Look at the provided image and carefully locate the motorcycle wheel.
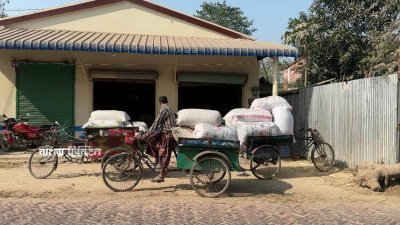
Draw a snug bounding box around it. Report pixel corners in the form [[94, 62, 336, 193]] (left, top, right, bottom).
[[0, 135, 11, 152]]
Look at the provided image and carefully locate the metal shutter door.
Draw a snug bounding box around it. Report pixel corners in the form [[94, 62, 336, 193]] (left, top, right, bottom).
[[17, 63, 75, 128]]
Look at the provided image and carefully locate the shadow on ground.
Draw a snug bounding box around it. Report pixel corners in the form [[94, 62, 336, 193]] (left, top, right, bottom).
[[227, 178, 293, 197], [47, 172, 102, 179], [171, 175, 293, 198], [276, 165, 340, 179]]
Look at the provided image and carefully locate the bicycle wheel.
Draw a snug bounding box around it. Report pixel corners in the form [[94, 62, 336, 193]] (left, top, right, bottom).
[[100, 147, 128, 169], [189, 156, 231, 198], [102, 153, 143, 192], [28, 146, 58, 179], [250, 145, 281, 180], [311, 143, 335, 172]]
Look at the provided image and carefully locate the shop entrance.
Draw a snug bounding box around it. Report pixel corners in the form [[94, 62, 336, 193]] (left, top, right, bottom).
[[93, 81, 155, 126], [178, 83, 242, 116]]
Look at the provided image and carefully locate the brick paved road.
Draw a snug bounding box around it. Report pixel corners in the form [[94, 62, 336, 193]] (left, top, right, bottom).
[[0, 198, 399, 225]]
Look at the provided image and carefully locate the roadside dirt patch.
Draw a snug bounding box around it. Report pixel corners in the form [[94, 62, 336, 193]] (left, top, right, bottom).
[[0, 161, 27, 169], [0, 151, 399, 204]]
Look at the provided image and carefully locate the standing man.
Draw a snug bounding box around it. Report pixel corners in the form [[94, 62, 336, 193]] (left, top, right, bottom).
[[143, 96, 177, 183]]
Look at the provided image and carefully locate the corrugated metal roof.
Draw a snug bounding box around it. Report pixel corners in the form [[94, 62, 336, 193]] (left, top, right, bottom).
[[0, 28, 298, 58]]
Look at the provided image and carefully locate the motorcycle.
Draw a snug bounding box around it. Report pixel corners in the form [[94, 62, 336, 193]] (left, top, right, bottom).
[[0, 113, 60, 151]]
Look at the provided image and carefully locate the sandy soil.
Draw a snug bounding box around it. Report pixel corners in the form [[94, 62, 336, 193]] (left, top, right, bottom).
[[0, 150, 399, 204]]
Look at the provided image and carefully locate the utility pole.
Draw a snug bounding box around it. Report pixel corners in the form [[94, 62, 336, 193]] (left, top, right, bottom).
[[272, 56, 279, 96]]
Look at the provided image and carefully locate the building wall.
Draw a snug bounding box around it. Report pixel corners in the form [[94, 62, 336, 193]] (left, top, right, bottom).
[[0, 57, 16, 118], [0, 50, 259, 126], [283, 60, 303, 90], [8, 1, 231, 39]]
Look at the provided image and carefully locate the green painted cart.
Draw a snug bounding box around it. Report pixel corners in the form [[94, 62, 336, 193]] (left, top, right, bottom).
[[177, 137, 286, 198]]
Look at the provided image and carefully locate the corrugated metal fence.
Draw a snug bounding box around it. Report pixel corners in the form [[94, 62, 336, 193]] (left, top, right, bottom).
[[284, 74, 399, 168]]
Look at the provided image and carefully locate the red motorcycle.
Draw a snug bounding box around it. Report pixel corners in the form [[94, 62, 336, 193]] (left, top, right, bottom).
[[1, 114, 59, 151]]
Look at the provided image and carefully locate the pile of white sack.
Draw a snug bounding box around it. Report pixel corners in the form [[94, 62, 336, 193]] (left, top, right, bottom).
[[83, 110, 131, 129], [172, 109, 238, 142], [82, 110, 148, 132], [223, 96, 294, 145], [172, 96, 293, 145]]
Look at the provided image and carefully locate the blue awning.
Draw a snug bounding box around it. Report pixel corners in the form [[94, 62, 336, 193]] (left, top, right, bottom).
[[0, 28, 298, 58]]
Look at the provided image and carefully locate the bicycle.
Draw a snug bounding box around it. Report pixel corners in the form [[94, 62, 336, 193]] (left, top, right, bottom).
[[102, 138, 159, 192], [28, 125, 100, 179], [294, 127, 335, 172], [100, 142, 158, 172]]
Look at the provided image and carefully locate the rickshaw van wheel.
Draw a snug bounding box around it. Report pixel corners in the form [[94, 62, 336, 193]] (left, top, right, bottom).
[[250, 145, 281, 180], [189, 156, 231, 198]]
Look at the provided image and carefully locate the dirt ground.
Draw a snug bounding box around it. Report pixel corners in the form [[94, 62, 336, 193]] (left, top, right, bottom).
[[0, 149, 400, 204]]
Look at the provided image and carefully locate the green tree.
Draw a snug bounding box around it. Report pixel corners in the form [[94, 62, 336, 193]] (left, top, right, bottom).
[[194, 0, 256, 36], [0, 0, 9, 18], [283, 0, 400, 84], [259, 58, 293, 90]]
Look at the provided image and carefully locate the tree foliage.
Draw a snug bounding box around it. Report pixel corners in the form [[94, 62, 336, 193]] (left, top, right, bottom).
[[283, 0, 400, 84], [259, 58, 293, 90], [194, 0, 256, 36], [0, 0, 8, 18]]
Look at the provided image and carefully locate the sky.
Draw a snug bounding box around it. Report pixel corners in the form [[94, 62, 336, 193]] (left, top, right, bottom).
[[5, 0, 313, 44]]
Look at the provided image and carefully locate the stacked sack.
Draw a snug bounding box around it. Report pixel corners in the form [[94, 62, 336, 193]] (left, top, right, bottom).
[[223, 108, 278, 145], [193, 123, 238, 140], [251, 96, 294, 136], [224, 108, 273, 129], [83, 110, 131, 129], [172, 109, 238, 142]]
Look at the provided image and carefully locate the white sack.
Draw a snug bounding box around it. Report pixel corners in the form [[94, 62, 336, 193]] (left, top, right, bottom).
[[90, 110, 131, 122], [236, 122, 279, 145], [193, 123, 238, 141], [272, 106, 294, 135], [223, 108, 247, 125], [172, 127, 194, 141], [223, 108, 273, 129], [82, 120, 125, 129], [251, 96, 292, 112], [176, 109, 222, 128], [130, 121, 148, 133]]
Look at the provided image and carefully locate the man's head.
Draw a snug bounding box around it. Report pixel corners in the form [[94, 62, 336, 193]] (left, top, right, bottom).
[[159, 96, 168, 105]]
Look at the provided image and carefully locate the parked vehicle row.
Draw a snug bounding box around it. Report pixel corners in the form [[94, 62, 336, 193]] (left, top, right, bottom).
[[1, 114, 62, 151]]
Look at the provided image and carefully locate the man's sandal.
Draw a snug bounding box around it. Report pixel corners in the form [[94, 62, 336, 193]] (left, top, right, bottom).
[[151, 176, 165, 183]]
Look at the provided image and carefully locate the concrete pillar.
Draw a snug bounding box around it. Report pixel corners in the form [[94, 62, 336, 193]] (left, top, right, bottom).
[[272, 56, 279, 96], [75, 66, 93, 127], [156, 67, 178, 113]]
